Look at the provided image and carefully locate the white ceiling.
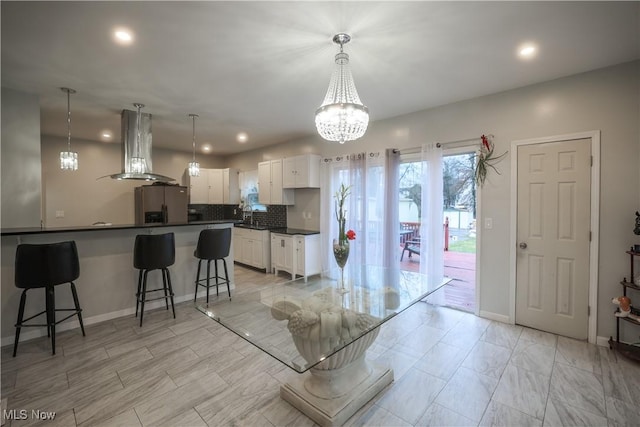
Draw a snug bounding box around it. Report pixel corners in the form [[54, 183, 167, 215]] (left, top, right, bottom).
[[2, 1, 639, 155]]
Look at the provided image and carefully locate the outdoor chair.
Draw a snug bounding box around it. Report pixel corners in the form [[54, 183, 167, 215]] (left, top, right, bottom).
[[400, 238, 421, 261]]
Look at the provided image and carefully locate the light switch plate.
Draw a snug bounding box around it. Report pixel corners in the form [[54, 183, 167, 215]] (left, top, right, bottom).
[[485, 218, 492, 229], [56, 210, 65, 218]]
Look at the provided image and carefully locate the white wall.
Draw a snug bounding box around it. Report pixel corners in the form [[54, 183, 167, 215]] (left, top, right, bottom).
[[1, 87, 42, 228], [40, 136, 225, 226], [224, 61, 640, 339]]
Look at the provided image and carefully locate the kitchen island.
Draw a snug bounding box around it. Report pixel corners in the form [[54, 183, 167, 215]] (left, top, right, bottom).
[[0, 221, 238, 346]]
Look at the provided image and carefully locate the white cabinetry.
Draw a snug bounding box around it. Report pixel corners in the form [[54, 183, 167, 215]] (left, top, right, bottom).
[[208, 169, 224, 204], [272, 232, 320, 281], [258, 160, 294, 205], [185, 168, 239, 204], [295, 234, 321, 279], [186, 172, 209, 204], [271, 233, 294, 277], [232, 227, 270, 271], [283, 154, 321, 189]]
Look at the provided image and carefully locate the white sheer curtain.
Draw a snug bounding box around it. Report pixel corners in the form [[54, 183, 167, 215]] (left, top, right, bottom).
[[320, 152, 398, 273], [419, 143, 444, 284]]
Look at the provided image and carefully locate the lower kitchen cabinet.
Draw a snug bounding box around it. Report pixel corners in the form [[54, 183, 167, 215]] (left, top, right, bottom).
[[232, 227, 271, 272], [271, 234, 294, 277], [271, 233, 320, 281]]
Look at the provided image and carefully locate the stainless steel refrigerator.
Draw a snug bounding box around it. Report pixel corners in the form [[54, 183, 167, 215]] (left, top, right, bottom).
[[135, 185, 188, 225]]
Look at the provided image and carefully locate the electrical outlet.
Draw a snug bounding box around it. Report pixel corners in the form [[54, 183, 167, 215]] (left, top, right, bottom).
[[56, 210, 65, 218], [485, 218, 493, 229]]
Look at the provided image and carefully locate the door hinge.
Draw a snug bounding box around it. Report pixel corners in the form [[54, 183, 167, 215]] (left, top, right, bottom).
[[588, 305, 591, 316], [589, 231, 592, 241], [590, 156, 593, 166]]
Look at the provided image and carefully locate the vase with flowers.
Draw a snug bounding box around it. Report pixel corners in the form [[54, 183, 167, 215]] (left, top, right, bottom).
[[333, 183, 356, 293]]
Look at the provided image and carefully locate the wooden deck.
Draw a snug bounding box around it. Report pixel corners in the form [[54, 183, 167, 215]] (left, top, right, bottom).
[[398, 247, 476, 313]]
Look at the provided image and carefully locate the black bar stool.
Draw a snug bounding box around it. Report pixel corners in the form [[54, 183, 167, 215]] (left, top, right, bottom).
[[194, 228, 232, 303], [134, 232, 176, 326], [13, 241, 85, 356]]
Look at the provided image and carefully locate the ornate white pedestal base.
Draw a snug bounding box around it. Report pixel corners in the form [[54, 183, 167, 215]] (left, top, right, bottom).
[[280, 358, 393, 427]]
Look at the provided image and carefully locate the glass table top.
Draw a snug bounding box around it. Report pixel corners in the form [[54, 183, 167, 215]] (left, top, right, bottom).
[[196, 265, 450, 373]]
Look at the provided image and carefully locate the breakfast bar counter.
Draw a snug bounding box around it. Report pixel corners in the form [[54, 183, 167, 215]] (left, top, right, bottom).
[[0, 221, 237, 345]]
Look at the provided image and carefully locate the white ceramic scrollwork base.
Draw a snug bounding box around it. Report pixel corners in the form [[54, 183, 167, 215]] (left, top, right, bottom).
[[281, 328, 392, 427], [305, 354, 371, 399]]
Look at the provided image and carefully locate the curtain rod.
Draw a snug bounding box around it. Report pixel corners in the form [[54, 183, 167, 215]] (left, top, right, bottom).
[[393, 134, 494, 153], [436, 134, 493, 148]]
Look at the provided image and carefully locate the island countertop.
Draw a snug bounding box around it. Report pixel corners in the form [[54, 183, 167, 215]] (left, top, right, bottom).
[[1, 220, 242, 236], [1, 221, 237, 344]]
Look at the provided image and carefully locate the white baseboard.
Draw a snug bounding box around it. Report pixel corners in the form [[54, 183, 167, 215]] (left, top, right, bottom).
[[597, 335, 612, 347], [1, 287, 230, 348], [478, 310, 511, 324]]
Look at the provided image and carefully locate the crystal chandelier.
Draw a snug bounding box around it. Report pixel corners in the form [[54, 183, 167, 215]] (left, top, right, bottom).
[[130, 103, 146, 174], [187, 114, 200, 177], [59, 87, 78, 170], [315, 33, 369, 144]]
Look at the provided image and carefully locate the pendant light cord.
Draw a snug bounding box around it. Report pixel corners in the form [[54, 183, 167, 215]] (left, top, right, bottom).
[[66, 89, 72, 152], [189, 113, 199, 162], [192, 115, 197, 160], [60, 87, 76, 152]]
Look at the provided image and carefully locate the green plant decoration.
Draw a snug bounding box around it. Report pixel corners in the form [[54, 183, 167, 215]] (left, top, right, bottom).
[[475, 134, 507, 186]]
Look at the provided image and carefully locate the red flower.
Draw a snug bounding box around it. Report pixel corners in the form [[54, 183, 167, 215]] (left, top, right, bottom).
[[346, 230, 356, 240], [481, 134, 490, 151]]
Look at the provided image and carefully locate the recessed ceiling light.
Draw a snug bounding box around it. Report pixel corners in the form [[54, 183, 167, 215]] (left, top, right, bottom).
[[236, 132, 248, 143], [113, 28, 134, 45], [202, 144, 212, 153], [100, 130, 113, 141], [518, 43, 537, 59]]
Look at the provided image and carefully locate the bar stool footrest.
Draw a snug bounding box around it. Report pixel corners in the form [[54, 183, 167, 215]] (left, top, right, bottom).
[[15, 308, 81, 327], [138, 295, 175, 304], [195, 277, 230, 286]]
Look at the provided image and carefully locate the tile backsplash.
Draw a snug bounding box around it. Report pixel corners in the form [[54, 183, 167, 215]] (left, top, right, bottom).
[[189, 204, 287, 228]]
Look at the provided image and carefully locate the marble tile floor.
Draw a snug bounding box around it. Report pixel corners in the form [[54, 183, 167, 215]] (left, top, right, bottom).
[[2, 265, 640, 427]]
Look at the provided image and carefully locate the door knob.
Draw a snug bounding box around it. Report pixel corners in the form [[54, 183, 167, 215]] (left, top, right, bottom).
[[519, 242, 528, 249]]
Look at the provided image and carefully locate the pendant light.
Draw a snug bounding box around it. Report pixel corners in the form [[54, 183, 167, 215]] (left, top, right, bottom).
[[315, 33, 369, 144], [59, 87, 78, 170], [130, 103, 146, 174], [187, 114, 200, 177]]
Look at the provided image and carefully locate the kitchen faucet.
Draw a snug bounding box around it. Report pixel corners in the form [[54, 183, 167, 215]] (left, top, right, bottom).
[[242, 203, 254, 225]]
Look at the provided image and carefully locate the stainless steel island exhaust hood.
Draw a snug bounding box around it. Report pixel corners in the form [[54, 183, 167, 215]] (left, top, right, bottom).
[[101, 103, 175, 182]]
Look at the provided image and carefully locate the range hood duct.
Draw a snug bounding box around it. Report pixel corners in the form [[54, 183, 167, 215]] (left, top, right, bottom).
[[104, 108, 175, 182]]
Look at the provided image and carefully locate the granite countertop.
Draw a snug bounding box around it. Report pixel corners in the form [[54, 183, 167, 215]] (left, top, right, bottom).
[[1, 220, 241, 236], [269, 227, 320, 236], [233, 223, 319, 235]]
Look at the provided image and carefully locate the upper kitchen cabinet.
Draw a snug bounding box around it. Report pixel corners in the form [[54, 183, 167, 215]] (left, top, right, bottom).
[[222, 168, 240, 205], [184, 168, 239, 205], [282, 154, 321, 189], [258, 159, 294, 205]]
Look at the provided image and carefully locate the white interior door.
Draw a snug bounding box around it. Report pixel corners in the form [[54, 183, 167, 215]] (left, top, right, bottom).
[[515, 138, 591, 339]]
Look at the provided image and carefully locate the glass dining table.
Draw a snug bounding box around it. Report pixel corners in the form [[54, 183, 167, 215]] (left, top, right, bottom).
[[196, 265, 450, 426]]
